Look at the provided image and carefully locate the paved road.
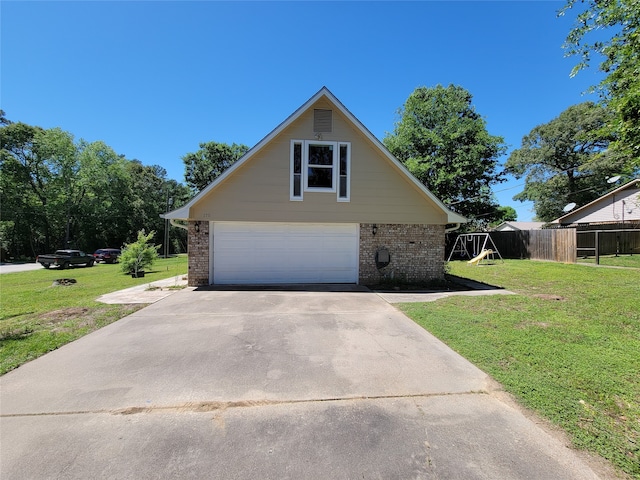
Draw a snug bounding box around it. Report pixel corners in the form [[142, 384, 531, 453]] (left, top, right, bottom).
[[0, 262, 43, 274], [0, 288, 609, 479]]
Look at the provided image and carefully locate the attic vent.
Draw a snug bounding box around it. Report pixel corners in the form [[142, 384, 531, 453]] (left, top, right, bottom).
[[314, 109, 332, 133]]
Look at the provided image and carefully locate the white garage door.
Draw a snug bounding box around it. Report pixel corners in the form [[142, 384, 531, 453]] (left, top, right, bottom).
[[212, 223, 358, 284]]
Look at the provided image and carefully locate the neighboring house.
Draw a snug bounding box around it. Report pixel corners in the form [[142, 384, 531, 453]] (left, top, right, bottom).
[[164, 87, 465, 286], [493, 221, 546, 232], [550, 178, 640, 226]]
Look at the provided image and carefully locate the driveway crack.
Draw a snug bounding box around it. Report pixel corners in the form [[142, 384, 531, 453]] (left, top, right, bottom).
[[1, 390, 489, 418]]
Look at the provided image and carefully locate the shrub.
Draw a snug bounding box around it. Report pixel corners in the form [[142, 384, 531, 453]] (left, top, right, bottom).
[[119, 230, 160, 276]]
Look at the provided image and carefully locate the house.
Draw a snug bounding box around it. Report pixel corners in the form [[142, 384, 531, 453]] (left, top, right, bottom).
[[163, 87, 466, 286], [493, 221, 546, 232], [550, 178, 640, 226]]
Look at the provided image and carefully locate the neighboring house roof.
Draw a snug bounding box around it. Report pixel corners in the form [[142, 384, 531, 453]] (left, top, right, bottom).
[[164, 87, 466, 225], [551, 178, 640, 225], [494, 222, 546, 231]]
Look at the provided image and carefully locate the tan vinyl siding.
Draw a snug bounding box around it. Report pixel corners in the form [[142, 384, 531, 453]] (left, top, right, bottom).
[[190, 98, 449, 224]]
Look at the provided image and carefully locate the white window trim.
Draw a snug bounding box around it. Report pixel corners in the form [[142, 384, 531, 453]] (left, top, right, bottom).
[[290, 140, 303, 201], [290, 140, 351, 202], [304, 140, 337, 193], [337, 142, 351, 202]]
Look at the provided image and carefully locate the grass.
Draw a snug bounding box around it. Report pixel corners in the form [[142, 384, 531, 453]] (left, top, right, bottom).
[[577, 254, 640, 269], [401, 259, 639, 479], [0, 255, 187, 375]]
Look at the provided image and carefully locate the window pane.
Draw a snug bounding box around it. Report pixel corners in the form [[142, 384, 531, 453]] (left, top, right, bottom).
[[307, 167, 333, 188], [308, 144, 333, 165], [294, 143, 302, 173], [340, 145, 348, 175], [339, 176, 347, 197], [294, 174, 301, 197]]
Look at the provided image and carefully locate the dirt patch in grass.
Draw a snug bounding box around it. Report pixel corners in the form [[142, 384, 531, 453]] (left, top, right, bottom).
[[41, 307, 92, 323], [2, 305, 145, 341], [44, 306, 143, 333], [532, 294, 565, 301], [514, 321, 552, 330]]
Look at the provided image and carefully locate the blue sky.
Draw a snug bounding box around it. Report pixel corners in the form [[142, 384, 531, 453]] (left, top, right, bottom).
[[2, 1, 603, 221]]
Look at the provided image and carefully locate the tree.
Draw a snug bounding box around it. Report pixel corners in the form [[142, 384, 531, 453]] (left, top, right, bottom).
[[119, 229, 160, 276], [73, 141, 134, 250], [182, 141, 249, 193], [489, 206, 518, 228], [1, 121, 60, 255], [383, 85, 507, 226], [561, 0, 640, 163], [505, 102, 622, 221], [0, 109, 11, 126]]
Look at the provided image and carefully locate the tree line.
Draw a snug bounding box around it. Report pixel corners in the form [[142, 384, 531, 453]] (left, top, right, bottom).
[[0, 113, 191, 260]]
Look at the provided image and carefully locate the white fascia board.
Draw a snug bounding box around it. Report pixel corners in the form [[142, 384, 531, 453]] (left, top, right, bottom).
[[161, 205, 190, 220]]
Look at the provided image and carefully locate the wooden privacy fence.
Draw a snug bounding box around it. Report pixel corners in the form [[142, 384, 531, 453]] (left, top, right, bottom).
[[447, 229, 577, 263], [576, 229, 640, 263], [576, 227, 640, 257]]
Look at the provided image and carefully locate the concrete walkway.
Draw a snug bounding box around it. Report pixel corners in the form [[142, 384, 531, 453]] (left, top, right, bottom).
[[0, 287, 610, 479], [96, 274, 189, 304]]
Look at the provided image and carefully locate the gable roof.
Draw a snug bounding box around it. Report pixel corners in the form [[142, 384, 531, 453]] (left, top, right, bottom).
[[494, 221, 546, 231], [551, 178, 640, 224], [164, 87, 466, 224]]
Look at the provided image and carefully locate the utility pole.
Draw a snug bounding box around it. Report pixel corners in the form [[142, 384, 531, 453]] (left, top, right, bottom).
[[164, 194, 173, 258]]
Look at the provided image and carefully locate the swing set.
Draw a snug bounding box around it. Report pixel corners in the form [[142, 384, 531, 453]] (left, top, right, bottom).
[[447, 233, 504, 265]]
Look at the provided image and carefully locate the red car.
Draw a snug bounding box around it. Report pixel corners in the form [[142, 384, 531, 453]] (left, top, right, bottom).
[[93, 248, 121, 264]]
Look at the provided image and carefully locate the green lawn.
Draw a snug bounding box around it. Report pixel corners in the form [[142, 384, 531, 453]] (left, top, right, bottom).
[[577, 254, 640, 269], [401, 260, 639, 478], [0, 255, 187, 375]]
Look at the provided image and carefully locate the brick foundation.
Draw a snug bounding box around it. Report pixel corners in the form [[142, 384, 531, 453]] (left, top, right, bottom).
[[359, 223, 445, 285], [187, 221, 209, 287]]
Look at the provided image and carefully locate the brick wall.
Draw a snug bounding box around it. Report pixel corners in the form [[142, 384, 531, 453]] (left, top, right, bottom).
[[188, 221, 444, 286], [359, 223, 445, 285], [187, 221, 209, 287]]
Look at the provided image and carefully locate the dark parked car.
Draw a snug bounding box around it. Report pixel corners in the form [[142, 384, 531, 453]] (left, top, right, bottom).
[[93, 248, 121, 264], [37, 250, 95, 269]]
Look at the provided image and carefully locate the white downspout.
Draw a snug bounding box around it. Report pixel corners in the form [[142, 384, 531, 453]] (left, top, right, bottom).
[[170, 219, 189, 231], [445, 223, 461, 233]]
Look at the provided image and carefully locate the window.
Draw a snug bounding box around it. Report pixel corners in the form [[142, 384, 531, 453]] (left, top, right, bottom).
[[338, 142, 350, 201], [291, 141, 303, 201], [290, 140, 350, 201], [306, 142, 335, 191]]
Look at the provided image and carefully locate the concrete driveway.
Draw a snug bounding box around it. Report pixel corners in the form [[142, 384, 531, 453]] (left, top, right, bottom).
[[1, 287, 606, 479]]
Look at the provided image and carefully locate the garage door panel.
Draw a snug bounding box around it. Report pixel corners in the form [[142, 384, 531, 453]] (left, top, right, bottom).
[[213, 223, 358, 284]]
